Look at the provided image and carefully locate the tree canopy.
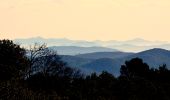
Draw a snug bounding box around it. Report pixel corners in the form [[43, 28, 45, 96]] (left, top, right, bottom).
[[0, 40, 28, 80]]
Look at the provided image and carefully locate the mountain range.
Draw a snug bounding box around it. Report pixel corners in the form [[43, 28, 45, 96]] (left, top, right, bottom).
[[14, 37, 170, 52], [49, 46, 117, 55], [14, 37, 170, 76], [60, 48, 170, 76]]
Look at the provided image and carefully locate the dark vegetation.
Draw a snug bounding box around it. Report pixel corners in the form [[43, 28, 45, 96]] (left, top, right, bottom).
[[1, 39, 170, 100]]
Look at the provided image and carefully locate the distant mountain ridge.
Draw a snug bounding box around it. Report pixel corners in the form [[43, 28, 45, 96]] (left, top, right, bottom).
[[14, 37, 170, 76], [75, 52, 134, 59], [60, 48, 170, 76], [49, 46, 118, 55], [126, 48, 170, 68], [14, 37, 170, 52]]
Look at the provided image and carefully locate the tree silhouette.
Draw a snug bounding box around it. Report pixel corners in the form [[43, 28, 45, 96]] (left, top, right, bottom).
[[26, 43, 54, 77], [120, 58, 150, 79], [0, 40, 28, 81], [26, 44, 83, 98]]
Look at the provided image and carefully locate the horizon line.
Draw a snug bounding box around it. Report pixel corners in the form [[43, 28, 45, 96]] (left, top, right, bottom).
[[12, 36, 168, 42]]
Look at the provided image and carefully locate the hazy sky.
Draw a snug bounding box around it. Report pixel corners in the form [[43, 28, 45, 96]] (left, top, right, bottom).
[[0, 0, 170, 41]]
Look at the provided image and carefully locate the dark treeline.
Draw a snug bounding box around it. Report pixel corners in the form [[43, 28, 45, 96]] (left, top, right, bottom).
[[1, 39, 170, 100]]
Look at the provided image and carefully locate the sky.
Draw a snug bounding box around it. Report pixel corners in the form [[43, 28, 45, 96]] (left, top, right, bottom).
[[0, 0, 170, 41]]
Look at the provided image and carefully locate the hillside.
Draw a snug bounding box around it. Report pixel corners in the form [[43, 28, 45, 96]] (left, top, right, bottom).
[[49, 46, 117, 55], [75, 52, 134, 59], [60, 55, 92, 68], [126, 48, 170, 68], [75, 48, 170, 75]]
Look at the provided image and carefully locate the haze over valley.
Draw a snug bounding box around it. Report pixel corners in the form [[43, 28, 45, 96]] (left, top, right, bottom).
[[14, 37, 170, 53]]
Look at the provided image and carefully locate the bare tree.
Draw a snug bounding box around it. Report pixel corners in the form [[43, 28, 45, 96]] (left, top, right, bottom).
[[26, 43, 83, 81], [26, 43, 59, 77]]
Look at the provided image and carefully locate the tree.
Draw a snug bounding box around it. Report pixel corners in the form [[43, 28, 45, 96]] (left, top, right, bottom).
[[26, 43, 64, 77], [99, 71, 116, 86], [27, 43, 82, 78], [0, 39, 28, 81], [120, 58, 150, 79], [26, 43, 83, 96]]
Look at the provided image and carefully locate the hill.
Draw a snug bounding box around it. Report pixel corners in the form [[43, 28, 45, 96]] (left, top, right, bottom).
[[79, 48, 170, 76], [75, 52, 133, 59], [126, 48, 170, 68], [49, 46, 117, 55], [60, 55, 92, 68]]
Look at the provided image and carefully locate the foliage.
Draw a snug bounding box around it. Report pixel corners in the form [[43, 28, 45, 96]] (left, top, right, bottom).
[[0, 40, 28, 80]]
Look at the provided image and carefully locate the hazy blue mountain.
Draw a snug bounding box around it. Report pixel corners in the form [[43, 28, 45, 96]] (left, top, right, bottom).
[[109, 44, 170, 52], [60, 51, 133, 75], [126, 48, 170, 68], [109, 44, 152, 52], [94, 38, 168, 46], [124, 38, 168, 46], [93, 40, 122, 46], [124, 38, 152, 46], [79, 48, 170, 76], [60, 55, 92, 68], [75, 52, 134, 59], [49, 46, 118, 55], [14, 37, 99, 47], [14, 37, 170, 52], [14, 37, 75, 47], [70, 41, 100, 47], [81, 58, 122, 75]]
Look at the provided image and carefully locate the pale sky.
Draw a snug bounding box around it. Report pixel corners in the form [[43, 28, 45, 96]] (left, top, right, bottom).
[[0, 0, 170, 41]]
